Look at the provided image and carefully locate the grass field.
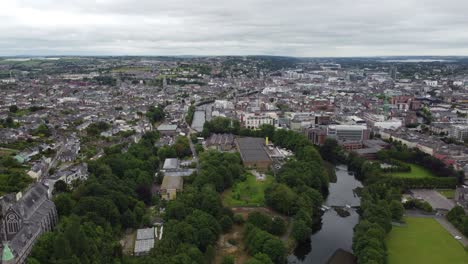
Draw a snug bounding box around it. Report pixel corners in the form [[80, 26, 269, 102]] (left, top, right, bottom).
[[111, 66, 152, 73], [0, 59, 45, 67], [387, 217, 468, 264], [438, 189, 456, 199], [223, 173, 273, 207], [390, 163, 436, 178], [0, 147, 17, 157]]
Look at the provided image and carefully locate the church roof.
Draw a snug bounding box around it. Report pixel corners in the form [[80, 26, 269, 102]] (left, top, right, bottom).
[[0, 183, 56, 259], [1, 183, 48, 220]]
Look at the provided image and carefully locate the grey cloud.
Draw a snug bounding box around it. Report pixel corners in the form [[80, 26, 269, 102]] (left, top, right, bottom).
[[1, 0, 468, 56]]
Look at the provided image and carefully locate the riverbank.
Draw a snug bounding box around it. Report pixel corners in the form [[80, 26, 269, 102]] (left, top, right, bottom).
[[288, 165, 362, 263]]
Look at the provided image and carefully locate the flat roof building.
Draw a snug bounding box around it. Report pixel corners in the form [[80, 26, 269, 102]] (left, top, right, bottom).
[[206, 133, 235, 151], [450, 125, 468, 142], [191, 110, 207, 132], [157, 124, 178, 136], [162, 158, 180, 172], [236, 137, 272, 171], [134, 227, 155, 256], [327, 125, 369, 142], [160, 176, 183, 200], [161, 158, 195, 177]]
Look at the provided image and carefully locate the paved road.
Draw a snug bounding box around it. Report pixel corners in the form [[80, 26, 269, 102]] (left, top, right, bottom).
[[435, 217, 468, 247], [183, 109, 200, 173], [404, 210, 468, 247], [410, 189, 455, 210], [188, 134, 200, 173]]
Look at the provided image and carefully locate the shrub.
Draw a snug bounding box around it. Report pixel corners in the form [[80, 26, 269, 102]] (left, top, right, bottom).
[[222, 255, 235, 264], [220, 215, 234, 232], [234, 214, 245, 225], [404, 199, 433, 212]]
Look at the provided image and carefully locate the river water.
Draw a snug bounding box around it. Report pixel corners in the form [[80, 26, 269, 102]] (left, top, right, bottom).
[[288, 165, 363, 264]]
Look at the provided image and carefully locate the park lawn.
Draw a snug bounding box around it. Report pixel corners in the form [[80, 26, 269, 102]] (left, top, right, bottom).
[[0, 59, 44, 67], [390, 163, 436, 178], [0, 147, 17, 157], [438, 189, 456, 199], [111, 66, 152, 73], [387, 217, 468, 264], [223, 173, 273, 207]]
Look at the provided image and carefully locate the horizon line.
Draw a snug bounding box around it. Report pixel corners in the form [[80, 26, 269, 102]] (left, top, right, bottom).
[[1, 54, 468, 59]]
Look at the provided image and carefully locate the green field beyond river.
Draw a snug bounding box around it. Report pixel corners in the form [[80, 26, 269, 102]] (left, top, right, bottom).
[[387, 217, 468, 264]]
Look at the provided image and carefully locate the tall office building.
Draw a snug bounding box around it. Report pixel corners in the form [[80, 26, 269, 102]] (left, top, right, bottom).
[[389, 66, 397, 80]]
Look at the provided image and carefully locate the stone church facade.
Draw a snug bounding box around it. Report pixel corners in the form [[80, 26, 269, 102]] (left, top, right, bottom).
[[0, 183, 57, 264]]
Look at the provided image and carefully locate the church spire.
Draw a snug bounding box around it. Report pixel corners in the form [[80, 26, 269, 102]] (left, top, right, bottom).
[[2, 243, 14, 262]]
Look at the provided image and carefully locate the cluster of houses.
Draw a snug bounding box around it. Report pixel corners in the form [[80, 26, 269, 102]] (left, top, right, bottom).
[[1, 56, 468, 261]]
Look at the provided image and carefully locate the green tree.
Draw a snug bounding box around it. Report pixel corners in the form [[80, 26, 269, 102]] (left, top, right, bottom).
[[9, 105, 18, 113], [174, 136, 192, 158], [53, 233, 72, 260], [53, 193, 75, 217], [262, 238, 286, 264], [258, 124, 275, 139], [26, 258, 41, 264], [270, 217, 286, 236], [186, 105, 196, 124], [234, 214, 245, 224], [63, 216, 89, 258], [146, 105, 165, 123], [320, 138, 345, 164], [246, 253, 274, 264], [86, 121, 111, 136], [158, 146, 177, 161], [33, 124, 51, 137], [247, 212, 272, 232], [220, 215, 233, 233], [447, 206, 465, 223], [291, 220, 311, 242], [297, 145, 323, 166], [265, 184, 297, 215], [29, 232, 56, 263], [121, 209, 137, 228], [202, 116, 240, 137], [463, 217, 468, 236], [222, 255, 235, 264], [53, 180, 69, 194], [389, 200, 404, 221]]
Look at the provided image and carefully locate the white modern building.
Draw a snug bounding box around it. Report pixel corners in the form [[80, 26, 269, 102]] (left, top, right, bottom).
[[363, 113, 403, 130], [450, 125, 468, 141], [243, 113, 278, 129], [327, 125, 369, 142], [424, 80, 438, 87]]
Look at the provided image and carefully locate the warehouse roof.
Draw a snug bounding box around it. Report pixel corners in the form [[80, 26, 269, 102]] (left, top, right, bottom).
[[157, 124, 177, 131], [136, 227, 155, 240], [236, 137, 271, 162], [134, 239, 155, 255], [161, 176, 183, 190], [163, 158, 179, 170]]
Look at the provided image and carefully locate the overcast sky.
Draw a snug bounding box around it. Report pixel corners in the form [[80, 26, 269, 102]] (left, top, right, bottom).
[[1, 0, 468, 57]]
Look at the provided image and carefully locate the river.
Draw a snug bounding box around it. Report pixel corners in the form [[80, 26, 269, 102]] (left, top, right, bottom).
[[288, 165, 363, 264]]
